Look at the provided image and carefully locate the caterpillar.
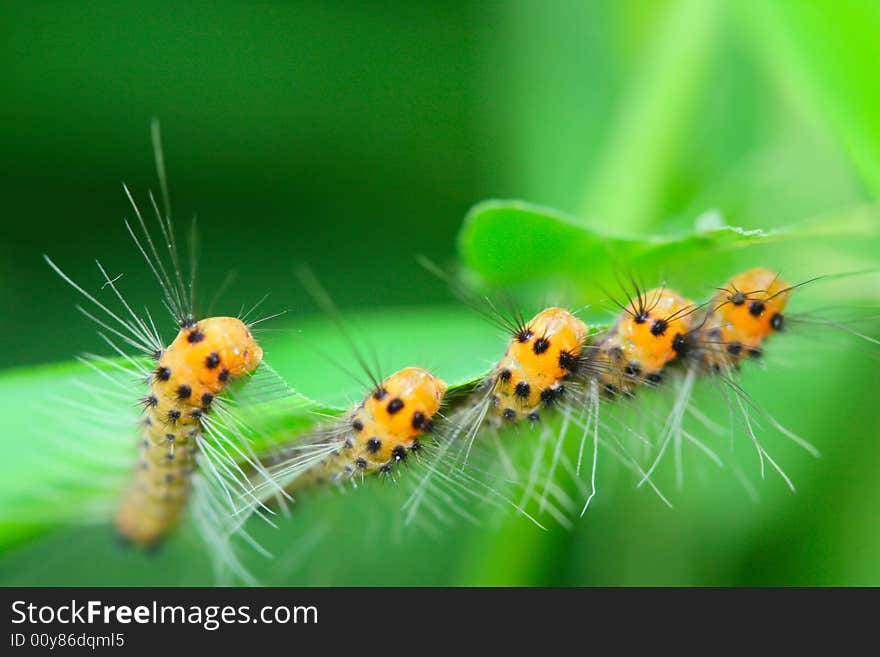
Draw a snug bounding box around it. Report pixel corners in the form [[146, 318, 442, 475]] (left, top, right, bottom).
[[681, 267, 790, 369], [252, 366, 447, 499], [488, 307, 588, 425], [402, 303, 669, 528], [565, 282, 709, 512], [114, 317, 263, 547], [45, 123, 283, 554], [589, 285, 697, 396]]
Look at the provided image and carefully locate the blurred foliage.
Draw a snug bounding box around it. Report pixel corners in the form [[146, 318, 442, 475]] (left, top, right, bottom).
[[1, 0, 879, 586]]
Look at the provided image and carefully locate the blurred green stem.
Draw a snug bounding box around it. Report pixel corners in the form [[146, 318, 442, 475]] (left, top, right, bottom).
[[735, 0, 880, 200], [579, 0, 719, 232]]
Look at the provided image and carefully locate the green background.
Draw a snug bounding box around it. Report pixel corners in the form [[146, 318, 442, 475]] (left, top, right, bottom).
[[1, 0, 879, 586]]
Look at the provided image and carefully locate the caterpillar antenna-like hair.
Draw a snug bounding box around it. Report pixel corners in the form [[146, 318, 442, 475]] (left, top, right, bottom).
[[294, 264, 382, 391], [416, 254, 530, 338]]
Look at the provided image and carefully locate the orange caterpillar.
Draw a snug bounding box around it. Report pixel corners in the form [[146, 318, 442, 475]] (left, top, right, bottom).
[[260, 367, 447, 494], [686, 268, 790, 369], [46, 123, 278, 552], [115, 318, 262, 547], [488, 307, 588, 425], [397, 307, 591, 527], [589, 287, 697, 396]]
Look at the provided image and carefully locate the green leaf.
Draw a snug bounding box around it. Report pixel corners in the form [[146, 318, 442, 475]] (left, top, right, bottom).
[[458, 199, 880, 301]]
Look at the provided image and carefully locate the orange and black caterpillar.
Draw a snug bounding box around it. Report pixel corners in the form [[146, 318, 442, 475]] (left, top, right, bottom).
[[257, 366, 447, 496], [679, 267, 791, 370], [46, 226, 269, 548], [588, 286, 697, 396], [115, 317, 262, 546], [398, 306, 598, 528], [46, 123, 276, 549], [488, 307, 588, 425]]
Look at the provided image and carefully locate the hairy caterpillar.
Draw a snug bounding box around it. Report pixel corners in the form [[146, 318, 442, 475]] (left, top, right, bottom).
[[681, 268, 790, 369], [256, 366, 448, 496], [402, 303, 670, 528], [398, 260, 695, 522], [488, 307, 587, 425], [114, 317, 263, 547], [45, 123, 282, 555], [589, 286, 697, 396]]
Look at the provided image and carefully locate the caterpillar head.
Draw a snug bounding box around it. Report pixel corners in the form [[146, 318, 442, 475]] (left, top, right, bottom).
[[617, 288, 695, 375], [488, 308, 587, 421], [507, 307, 588, 383], [353, 367, 448, 465], [164, 317, 263, 395], [592, 288, 694, 394], [713, 268, 790, 349]]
